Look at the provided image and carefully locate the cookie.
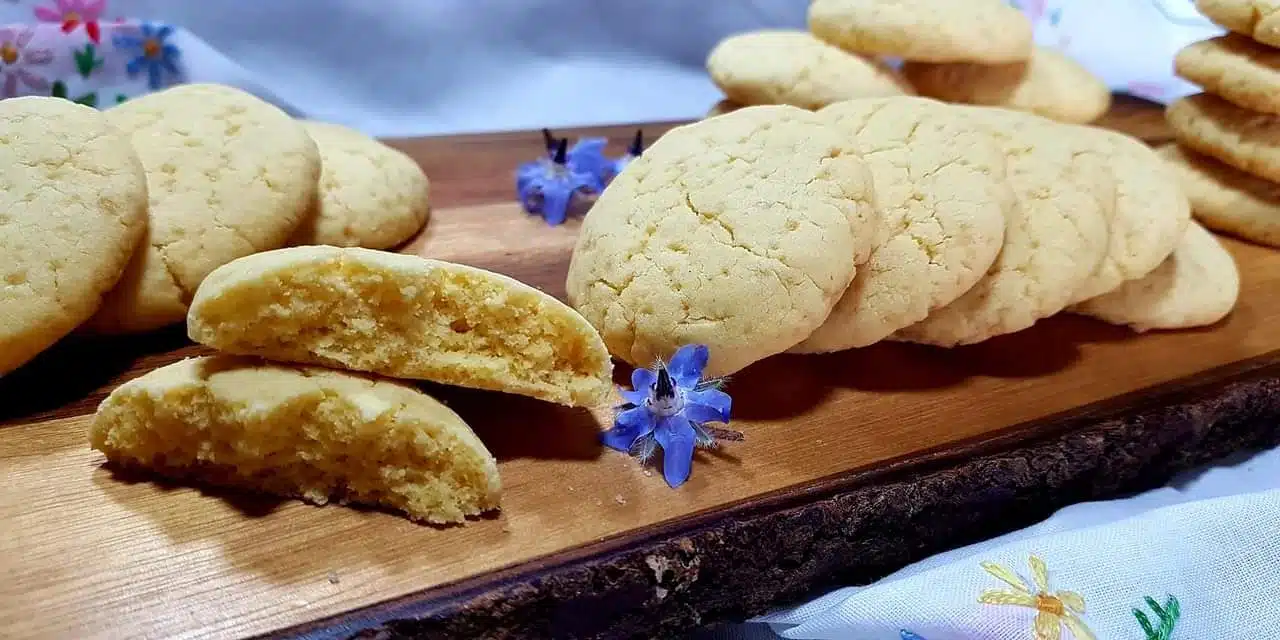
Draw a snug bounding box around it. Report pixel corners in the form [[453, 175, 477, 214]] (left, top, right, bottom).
[[706, 30, 913, 110], [706, 99, 743, 118], [0, 97, 149, 375], [1167, 92, 1280, 184], [896, 108, 1115, 346], [289, 121, 430, 249], [1158, 143, 1280, 248], [902, 47, 1111, 124], [187, 246, 613, 408], [1073, 222, 1239, 332], [1067, 127, 1192, 304], [565, 105, 877, 376], [808, 0, 1032, 64], [85, 83, 321, 334], [1175, 35, 1280, 115], [791, 97, 1012, 353], [1195, 0, 1280, 49], [90, 355, 501, 524]]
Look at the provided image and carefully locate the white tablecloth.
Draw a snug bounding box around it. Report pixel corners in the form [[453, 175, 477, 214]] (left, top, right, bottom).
[[7, 1, 1272, 637]]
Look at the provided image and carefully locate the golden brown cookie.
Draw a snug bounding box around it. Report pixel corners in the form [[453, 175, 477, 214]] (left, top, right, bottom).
[[1176, 34, 1280, 115], [1167, 92, 1280, 184], [1159, 143, 1280, 247], [808, 0, 1033, 63], [1196, 0, 1280, 48], [903, 47, 1111, 124]]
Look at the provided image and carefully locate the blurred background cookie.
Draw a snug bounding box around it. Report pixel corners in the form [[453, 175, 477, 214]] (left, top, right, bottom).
[[1176, 35, 1280, 116], [808, 0, 1032, 64], [1166, 92, 1280, 184], [1159, 143, 1280, 248], [1195, 0, 1280, 48]]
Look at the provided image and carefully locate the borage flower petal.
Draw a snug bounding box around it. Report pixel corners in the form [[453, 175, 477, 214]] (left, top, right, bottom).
[[684, 388, 731, 425], [654, 415, 696, 487], [602, 405, 655, 453], [667, 344, 709, 388]]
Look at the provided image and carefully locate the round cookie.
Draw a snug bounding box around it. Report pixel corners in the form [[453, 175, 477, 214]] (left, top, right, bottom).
[[565, 105, 878, 377], [1175, 34, 1280, 116], [1073, 222, 1239, 332], [706, 30, 913, 110], [1195, 0, 1280, 49], [85, 83, 321, 334], [0, 97, 148, 375], [1158, 143, 1280, 248], [1067, 127, 1192, 304], [895, 108, 1115, 347], [791, 97, 1012, 353], [1167, 92, 1280, 184], [289, 121, 430, 249], [808, 0, 1032, 64], [903, 48, 1111, 124]]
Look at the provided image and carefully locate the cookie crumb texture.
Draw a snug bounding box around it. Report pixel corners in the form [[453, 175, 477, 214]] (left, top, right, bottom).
[[808, 0, 1032, 64], [87, 83, 322, 334], [290, 121, 431, 249], [706, 30, 912, 110], [565, 105, 876, 377], [90, 356, 501, 525], [187, 246, 613, 408], [0, 97, 148, 374]]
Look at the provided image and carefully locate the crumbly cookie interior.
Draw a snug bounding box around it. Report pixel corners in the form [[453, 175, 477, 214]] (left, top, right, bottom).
[[191, 258, 610, 407], [90, 369, 499, 524]]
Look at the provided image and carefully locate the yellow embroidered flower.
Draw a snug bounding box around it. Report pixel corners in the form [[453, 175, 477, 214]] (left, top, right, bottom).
[[978, 555, 1095, 640]]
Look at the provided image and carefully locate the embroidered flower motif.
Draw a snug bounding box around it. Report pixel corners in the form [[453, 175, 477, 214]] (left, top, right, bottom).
[[978, 555, 1094, 640], [1133, 595, 1180, 640], [34, 0, 106, 43], [113, 22, 181, 90], [515, 136, 598, 225], [0, 27, 53, 98], [601, 344, 739, 488]]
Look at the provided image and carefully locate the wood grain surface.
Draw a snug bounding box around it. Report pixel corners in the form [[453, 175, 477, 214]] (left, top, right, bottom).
[[3, 96, 1262, 640]]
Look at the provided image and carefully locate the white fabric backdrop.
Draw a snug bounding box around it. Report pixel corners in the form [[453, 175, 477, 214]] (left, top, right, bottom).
[[4, 1, 1273, 637]]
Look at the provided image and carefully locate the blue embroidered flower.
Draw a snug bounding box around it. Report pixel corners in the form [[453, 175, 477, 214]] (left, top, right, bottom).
[[601, 344, 738, 488], [515, 137, 598, 226], [113, 22, 181, 90]]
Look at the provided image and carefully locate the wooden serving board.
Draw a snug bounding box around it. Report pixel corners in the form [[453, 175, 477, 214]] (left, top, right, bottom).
[[6, 97, 1280, 640]]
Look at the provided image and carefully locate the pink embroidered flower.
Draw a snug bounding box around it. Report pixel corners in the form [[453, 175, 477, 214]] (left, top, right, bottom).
[[34, 0, 106, 43], [0, 27, 53, 98]]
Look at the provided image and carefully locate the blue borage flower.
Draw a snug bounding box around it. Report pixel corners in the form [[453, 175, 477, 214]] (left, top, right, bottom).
[[515, 136, 598, 226], [113, 22, 182, 90], [601, 344, 739, 488], [605, 129, 645, 183]]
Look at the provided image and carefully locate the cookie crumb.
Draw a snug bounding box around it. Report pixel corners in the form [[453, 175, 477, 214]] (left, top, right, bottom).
[[326, 571, 340, 585], [595, 498, 604, 506], [643, 469, 653, 477], [614, 494, 627, 505]]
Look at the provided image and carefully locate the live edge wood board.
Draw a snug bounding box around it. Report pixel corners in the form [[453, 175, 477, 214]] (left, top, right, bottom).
[[3, 96, 1280, 640]]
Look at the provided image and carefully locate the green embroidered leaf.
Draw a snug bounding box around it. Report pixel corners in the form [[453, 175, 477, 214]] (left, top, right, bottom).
[[1134, 594, 1181, 640], [50, 80, 68, 99], [115, 94, 128, 105], [73, 92, 97, 108], [1144, 595, 1165, 620], [73, 44, 103, 79], [1165, 595, 1181, 620], [1133, 609, 1156, 638]]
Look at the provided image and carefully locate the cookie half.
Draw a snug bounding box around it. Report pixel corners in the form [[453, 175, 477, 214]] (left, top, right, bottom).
[[86, 83, 321, 334], [808, 0, 1032, 63], [0, 97, 148, 375], [706, 30, 912, 110], [91, 355, 502, 525], [792, 97, 1011, 352], [1167, 92, 1280, 184], [187, 246, 613, 407], [565, 105, 878, 376], [1176, 34, 1280, 115], [903, 47, 1111, 124], [290, 121, 431, 249], [1158, 143, 1280, 248], [1073, 222, 1239, 332]]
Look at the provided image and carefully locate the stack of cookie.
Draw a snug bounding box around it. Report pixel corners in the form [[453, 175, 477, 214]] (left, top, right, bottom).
[[92, 245, 617, 525], [567, 98, 1239, 378], [1160, 1, 1280, 248], [703, 0, 1111, 125], [1, 82, 434, 377]]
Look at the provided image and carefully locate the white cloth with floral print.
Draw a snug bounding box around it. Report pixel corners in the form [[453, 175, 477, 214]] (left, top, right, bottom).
[[703, 446, 1280, 640]]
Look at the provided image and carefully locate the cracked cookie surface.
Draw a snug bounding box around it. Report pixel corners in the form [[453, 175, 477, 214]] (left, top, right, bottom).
[[792, 97, 1011, 353], [1196, 0, 1280, 48], [808, 0, 1032, 64], [290, 121, 430, 249], [895, 107, 1114, 346], [903, 47, 1111, 124], [86, 83, 321, 334], [706, 30, 912, 110], [565, 105, 877, 376], [0, 97, 148, 374], [1073, 222, 1239, 332], [1067, 127, 1191, 305]]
